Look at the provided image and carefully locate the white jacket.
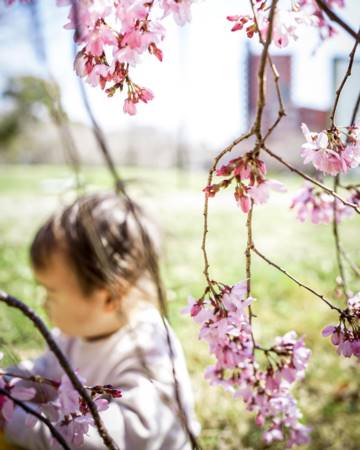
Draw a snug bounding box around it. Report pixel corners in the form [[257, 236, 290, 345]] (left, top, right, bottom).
[[5, 306, 200, 450]]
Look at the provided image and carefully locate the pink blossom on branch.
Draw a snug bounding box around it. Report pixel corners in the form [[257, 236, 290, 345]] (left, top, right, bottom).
[[182, 282, 312, 448], [300, 123, 360, 175], [322, 293, 360, 360], [53, 0, 195, 115], [159, 0, 192, 26], [203, 155, 286, 213], [299, 0, 346, 40], [290, 183, 355, 224], [227, 0, 346, 46]]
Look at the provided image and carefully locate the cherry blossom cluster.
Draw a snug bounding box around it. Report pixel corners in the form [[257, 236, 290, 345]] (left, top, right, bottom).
[[290, 183, 357, 224], [300, 123, 360, 176], [322, 292, 360, 360], [203, 155, 286, 213], [298, 0, 346, 40], [182, 282, 311, 448], [0, 353, 122, 447], [227, 0, 344, 48], [46, 373, 117, 447], [53, 0, 194, 115], [5, 0, 192, 115]]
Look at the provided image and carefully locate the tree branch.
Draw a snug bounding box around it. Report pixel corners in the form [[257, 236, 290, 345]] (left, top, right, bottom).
[[330, 29, 360, 127], [251, 246, 342, 313], [332, 175, 348, 299], [315, 0, 359, 41]]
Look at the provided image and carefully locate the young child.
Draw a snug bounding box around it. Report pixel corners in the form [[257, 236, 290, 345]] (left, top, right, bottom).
[[3, 192, 200, 450]]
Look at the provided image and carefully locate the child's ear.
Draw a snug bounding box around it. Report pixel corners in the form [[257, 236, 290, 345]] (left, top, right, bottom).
[[103, 290, 121, 313]]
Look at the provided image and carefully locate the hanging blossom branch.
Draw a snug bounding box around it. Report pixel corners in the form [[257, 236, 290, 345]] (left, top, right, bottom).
[[332, 175, 349, 298], [58, 0, 195, 115], [324, 30, 360, 299], [185, 0, 360, 448], [247, 0, 286, 144], [186, 2, 313, 448], [0, 291, 120, 450], [330, 29, 360, 127]]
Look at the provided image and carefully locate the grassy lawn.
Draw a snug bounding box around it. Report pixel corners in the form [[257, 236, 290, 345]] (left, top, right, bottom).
[[0, 164, 359, 450]]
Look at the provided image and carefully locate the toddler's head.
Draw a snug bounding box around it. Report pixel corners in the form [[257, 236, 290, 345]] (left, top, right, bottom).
[[30, 192, 160, 339]]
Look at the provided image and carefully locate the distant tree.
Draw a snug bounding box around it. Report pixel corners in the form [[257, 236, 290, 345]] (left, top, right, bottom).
[[0, 75, 65, 159]]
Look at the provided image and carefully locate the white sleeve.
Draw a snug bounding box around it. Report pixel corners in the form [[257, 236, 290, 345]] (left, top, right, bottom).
[[6, 328, 65, 380], [5, 328, 67, 403]]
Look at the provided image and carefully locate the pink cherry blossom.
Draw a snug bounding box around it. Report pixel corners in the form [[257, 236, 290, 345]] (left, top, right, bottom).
[[86, 63, 111, 88], [298, 0, 346, 40], [290, 183, 354, 224], [322, 293, 360, 361], [48, 373, 112, 446], [260, 8, 318, 48], [347, 292, 360, 318], [0, 376, 35, 422], [248, 179, 287, 204], [123, 98, 137, 115], [300, 123, 360, 175], [205, 156, 286, 213], [181, 296, 203, 318], [51, 0, 196, 114], [228, 1, 319, 48], [227, 0, 346, 45], [183, 284, 311, 448], [85, 25, 117, 57], [159, 0, 192, 26]]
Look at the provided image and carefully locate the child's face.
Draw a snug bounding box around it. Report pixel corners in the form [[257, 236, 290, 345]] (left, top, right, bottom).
[[33, 251, 121, 338]]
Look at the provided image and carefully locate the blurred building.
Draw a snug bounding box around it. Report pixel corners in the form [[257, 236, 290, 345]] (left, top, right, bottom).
[[0, 0, 359, 169]]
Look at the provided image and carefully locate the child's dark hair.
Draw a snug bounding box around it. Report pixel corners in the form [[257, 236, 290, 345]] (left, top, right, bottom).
[[30, 192, 160, 300]]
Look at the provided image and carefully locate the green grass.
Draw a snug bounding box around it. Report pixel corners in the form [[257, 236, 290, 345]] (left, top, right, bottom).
[[0, 164, 359, 450]]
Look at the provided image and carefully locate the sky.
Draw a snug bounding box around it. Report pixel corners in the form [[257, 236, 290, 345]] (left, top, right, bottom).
[[0, 0, 359, 149]]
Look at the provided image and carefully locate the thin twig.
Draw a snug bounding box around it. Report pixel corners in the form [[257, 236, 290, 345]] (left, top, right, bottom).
[[201, 131, 253, 288], [350, 90, 360, 126], [245, 203, 257, 354], [315, 0, 359, 41], [0, 370, 59, 388], [27, 2, 82, 194], [0, 388, 71, 450], [340, 246, 360, 278], [339, 183, 360, 190], [330, 29, 360, 127], [251, 0, 279, 139], [249, 0, 286, 141], [251, 246, 342, 313], [245, 203, 254, 318], [263, 55, 286, 140], [332, 175, 348, 298], [0, 291, 119, 450]]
